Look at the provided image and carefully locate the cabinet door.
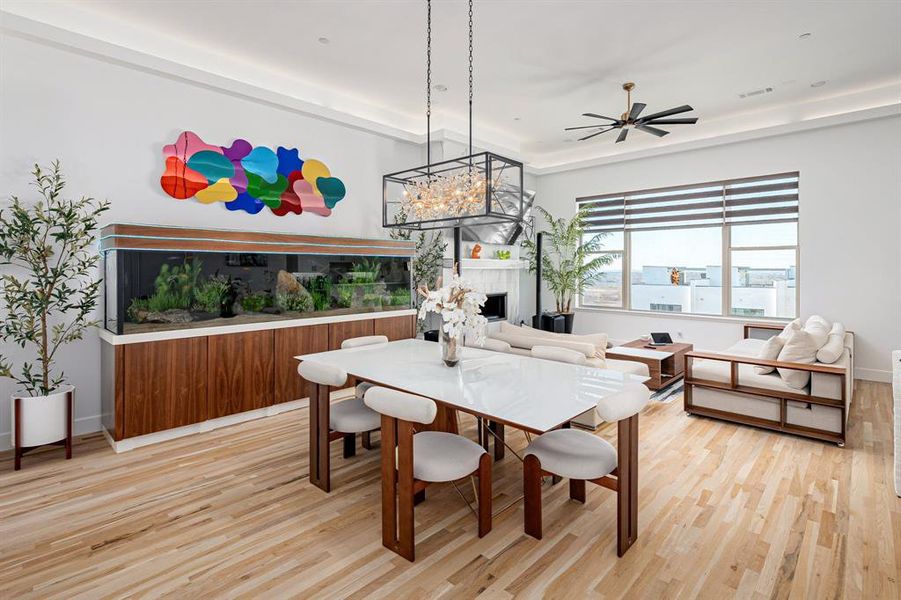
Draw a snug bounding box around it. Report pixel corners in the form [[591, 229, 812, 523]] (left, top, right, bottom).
[[328, 319, 374, 350], [207, 330, 275, 418], [274, 324, 329, 404], [123, 337, 208, 438], [373, 315, 415, 341]]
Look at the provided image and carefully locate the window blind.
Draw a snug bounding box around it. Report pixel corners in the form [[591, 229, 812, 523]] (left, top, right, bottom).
[[577, 171, 799, 233]]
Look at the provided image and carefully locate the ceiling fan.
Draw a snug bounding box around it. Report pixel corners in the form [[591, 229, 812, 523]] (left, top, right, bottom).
[[565, 82, 698, 143]]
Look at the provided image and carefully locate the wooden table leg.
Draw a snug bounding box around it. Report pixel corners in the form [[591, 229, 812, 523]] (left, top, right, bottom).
[[380, 415, 399, 553], [396, 421, 416, 561], [308, 382, 331, 492], [617, 414, 639, 556]]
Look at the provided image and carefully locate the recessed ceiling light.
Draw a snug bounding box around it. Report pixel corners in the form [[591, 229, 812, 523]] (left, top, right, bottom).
[[799, 32, 812, 40], [432, 84, 448, 92], [810, 80, 827, 88], [513, 117, 521, 121], [563, 138, 573, 143], [318, 37, 330, 44]]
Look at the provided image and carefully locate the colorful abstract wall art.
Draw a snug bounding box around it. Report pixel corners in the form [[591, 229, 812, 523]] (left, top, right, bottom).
[[160, 131, 346, 217]]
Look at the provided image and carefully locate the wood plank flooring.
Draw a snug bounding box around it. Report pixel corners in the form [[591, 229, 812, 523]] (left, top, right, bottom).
[[1, 381, 898, 599]]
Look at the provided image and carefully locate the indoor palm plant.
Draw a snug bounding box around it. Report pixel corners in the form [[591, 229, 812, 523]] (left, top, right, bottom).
[[522, 206, 618, 332], [0, 162, 109, 466]]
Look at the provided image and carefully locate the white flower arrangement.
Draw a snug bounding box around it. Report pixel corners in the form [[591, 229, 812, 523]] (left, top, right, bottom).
[[417, 273, 488, 345]]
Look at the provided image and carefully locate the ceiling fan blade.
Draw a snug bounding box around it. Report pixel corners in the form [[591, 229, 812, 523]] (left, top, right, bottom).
[[628, 102, 646, 121], [579, 128, 615, 141], [635, 124, 670, 137], [582, 112, 619, 122], [636, 104, 693, 122], [615, 128, 629, 143], [641, 118, 698, 125], [565, 124, 609, 131]]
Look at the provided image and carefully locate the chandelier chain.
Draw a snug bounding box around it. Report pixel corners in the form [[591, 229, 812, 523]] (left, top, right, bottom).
[[468, 0, 474, 162], [426, 0, 432, 174]]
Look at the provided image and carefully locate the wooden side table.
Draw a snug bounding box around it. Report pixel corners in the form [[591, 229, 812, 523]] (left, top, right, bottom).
[[606, 340, 694, 391]]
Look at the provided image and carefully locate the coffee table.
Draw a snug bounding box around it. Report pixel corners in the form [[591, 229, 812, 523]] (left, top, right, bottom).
[[606, 339, 693, 391]]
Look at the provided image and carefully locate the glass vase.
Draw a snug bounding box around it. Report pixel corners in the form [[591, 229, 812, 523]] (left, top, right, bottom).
[[440, 329, 461, 367]]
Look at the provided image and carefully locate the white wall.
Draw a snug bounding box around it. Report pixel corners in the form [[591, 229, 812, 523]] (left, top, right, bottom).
[[536, 115, 901, 382], [0, 34, 423, 449]]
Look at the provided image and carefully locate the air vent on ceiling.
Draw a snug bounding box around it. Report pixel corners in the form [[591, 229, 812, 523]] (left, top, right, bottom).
[[739, 87, 774, 99]]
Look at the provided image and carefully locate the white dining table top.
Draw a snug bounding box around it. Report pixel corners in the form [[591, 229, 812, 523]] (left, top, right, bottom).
[[296, 338, 649, 433]]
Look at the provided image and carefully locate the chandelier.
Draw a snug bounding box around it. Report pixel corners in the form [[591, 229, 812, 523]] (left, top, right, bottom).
[[383, 0, 523, 234]]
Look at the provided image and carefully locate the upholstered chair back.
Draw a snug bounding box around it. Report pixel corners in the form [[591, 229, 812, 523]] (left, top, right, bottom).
[[364, 386, 438, 425], [341, 335, 389, 349], [531, 345, 588, 366], [595, 383, 650, 422], [298, 361, 348, 388]]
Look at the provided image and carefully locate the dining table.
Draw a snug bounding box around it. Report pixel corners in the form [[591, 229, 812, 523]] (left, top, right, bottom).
[[296, 338, 650, 556]]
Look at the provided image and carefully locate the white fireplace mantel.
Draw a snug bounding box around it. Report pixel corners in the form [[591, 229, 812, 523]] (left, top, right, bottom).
[[459, 259, 528, 271]]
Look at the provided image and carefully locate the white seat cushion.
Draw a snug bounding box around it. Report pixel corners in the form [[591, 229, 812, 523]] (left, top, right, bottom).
[[524, 428, 618, 480], [329, 398, 381, 433], [410, 431, 486, 482]]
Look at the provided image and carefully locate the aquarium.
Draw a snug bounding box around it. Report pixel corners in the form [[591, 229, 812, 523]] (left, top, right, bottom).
[[103, 247, 413, 335]]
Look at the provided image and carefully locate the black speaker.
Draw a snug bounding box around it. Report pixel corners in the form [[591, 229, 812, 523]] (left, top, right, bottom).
[[533, 312, 565, 333]]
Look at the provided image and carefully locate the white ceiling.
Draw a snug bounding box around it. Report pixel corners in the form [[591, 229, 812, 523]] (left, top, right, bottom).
[[3, 1, 900, 170]]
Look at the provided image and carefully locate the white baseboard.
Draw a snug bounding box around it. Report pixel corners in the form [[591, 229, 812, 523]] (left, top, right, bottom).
[[854, 367, 892, 383], [0, 414, 101, 452], [104, 399, 309, 453]]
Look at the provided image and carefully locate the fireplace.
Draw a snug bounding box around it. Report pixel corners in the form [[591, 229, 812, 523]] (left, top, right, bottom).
[[481, 293, 507, 321]]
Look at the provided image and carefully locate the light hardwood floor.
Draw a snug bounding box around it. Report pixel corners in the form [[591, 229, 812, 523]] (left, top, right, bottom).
[[1, 381, 898, 599]]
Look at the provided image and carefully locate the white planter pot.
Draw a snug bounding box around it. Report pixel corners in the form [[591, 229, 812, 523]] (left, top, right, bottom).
[[12, 385, 73, 470]]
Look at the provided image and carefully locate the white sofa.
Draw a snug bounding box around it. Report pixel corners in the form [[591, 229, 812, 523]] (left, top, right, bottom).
[[479, 322, 650, 429], [685, 318, 853, 445]]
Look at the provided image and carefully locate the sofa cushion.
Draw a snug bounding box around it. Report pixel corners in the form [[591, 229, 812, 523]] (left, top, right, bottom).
[[754, 335, 786, 375], [776, 329, 819, 389], [499, 322, 607, 359], [803, 315, 832, 348], [606, 359, 649, 377], [777, 318, 801, 341], [531, 345, 588, 365], [489, 331, 596, 358], [816, 322, 846, 364], [692, 351, 809, 395]]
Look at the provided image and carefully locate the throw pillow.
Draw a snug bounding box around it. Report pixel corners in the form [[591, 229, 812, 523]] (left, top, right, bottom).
[[754, 335, 786, 375], [500, 322, 607, 359], [488, 331, 596, 357], [803, 315, 831, 348], [816, 322, 846, 364], [776, 329, 819, 389], [777, 318, 801, 341]]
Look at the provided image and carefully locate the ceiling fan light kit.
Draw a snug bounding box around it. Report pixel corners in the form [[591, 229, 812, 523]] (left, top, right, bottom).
[[565, 82, 699, 143]]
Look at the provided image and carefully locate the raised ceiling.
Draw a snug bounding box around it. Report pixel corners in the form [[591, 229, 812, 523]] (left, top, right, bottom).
[[3, 1, 900, 170]]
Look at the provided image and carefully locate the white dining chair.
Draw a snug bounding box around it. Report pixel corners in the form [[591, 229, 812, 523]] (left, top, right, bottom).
[[339, 334, 388, 449], [522, 382, 650, 557], [297, 359, 380, 475], [364, 386, 492, 562]]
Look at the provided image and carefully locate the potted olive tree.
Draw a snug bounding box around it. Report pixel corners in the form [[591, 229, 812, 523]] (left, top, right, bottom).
[[522, 206, 617, 333], [0, 162, 109, 469]]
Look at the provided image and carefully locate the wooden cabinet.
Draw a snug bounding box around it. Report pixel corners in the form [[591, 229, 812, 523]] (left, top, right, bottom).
[[207, 330, 275, 418], [274, 324, 329, 404], [373, 314, 415, 341], [105, 313, 414, 441], [328, 319, 374, 350], [122, 337, 208, 438]]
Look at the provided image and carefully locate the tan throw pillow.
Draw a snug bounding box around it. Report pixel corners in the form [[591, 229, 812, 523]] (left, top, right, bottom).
[[803, 315, 831, 349], [777, 318, 801, 341], [754, 335, 786, 375], [488, 331, 596, 358], [816, 322, 846, 364], [776, 329, 819, 389]]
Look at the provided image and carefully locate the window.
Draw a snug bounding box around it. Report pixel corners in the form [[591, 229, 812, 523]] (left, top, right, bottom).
[[577, 172, 799, 319]]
